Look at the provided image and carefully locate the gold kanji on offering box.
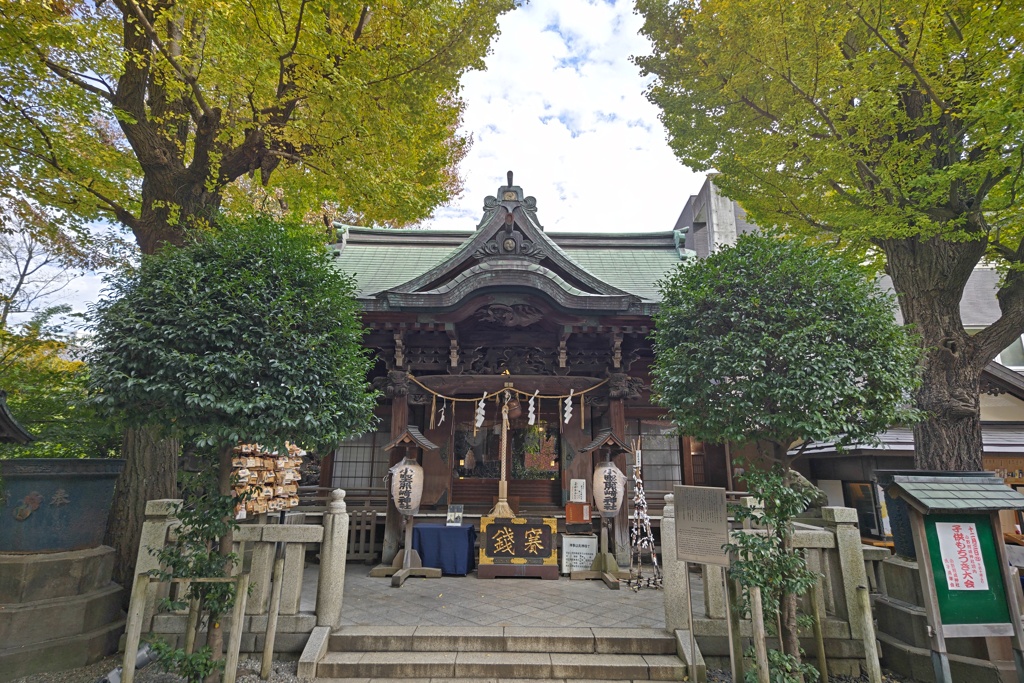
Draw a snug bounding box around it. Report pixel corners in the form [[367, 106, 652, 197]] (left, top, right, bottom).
[[478, 516, 559, 579]]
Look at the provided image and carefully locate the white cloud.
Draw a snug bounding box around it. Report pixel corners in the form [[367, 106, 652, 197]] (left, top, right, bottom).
[[424, 0, 704, 233]]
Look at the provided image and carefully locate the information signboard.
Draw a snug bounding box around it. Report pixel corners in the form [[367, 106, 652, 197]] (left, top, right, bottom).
[[924, 513, 1011, 626], [673, 485, 730, 566]]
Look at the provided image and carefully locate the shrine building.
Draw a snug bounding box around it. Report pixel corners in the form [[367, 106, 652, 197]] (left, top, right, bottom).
[[323, 174, 730, 562]]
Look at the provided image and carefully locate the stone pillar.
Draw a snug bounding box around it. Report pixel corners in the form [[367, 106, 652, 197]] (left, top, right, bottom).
[[317, 489, 349, 629], [822, 506, 870, 639], [661, 494, 691, 631], [703, 565, 727, 619], [134, 499, 181, 631]]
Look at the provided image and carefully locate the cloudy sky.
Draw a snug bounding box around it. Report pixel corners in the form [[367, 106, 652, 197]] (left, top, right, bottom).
[[423, 0, 705, 233]]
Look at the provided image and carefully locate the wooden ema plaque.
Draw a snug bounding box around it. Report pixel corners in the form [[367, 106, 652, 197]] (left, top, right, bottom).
[[478, 516, 559, 579]]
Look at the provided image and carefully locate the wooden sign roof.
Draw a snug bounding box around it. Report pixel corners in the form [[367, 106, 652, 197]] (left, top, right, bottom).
[[885, 472, 1024, 514], [579, 429, 633, 455], [383, 425, 438, 453]]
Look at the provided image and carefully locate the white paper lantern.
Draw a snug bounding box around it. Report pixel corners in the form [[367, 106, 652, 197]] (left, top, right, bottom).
[[593, 460, 626, 516], [390, 457, 424, 515]]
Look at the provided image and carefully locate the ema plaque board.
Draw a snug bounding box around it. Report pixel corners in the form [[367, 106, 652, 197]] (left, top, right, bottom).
[[674, 485, 730, 566]]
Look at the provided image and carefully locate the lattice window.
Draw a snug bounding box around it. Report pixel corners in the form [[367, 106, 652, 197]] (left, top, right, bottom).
[[626, 420, 682, 496], [332, 432, 389, 489]]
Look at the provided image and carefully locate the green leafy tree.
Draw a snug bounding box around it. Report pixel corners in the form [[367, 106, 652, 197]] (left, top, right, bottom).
[[652, 234, 919, 665], [0, 308, 121, 460], [88, 214, 376, 672], [636, 0, 1024, 472], [0, 0, 513, 582]]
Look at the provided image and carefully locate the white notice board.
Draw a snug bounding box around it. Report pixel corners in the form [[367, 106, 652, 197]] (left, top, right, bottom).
[[674, 485, 730, 566]]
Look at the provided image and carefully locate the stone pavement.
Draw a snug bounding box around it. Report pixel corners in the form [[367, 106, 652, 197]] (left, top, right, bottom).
[[303, 564, 706, 629]]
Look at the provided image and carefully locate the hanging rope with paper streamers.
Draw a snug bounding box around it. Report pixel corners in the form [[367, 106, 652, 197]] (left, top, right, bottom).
[[437, 398, 446, 426], [527, 390, 539, 425], [563, 389, 574, 424], [403, 373, 608, 407], [474, 391, 487, 432]]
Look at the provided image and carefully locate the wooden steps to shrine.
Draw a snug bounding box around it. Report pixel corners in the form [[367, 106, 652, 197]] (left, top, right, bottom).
[[316, 626, 685, 681]]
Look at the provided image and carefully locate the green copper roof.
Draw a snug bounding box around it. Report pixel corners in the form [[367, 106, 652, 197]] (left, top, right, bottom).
[[886, 473, 1024, 513], [333, 226, 687, 302], [562, 247, 681, 301]]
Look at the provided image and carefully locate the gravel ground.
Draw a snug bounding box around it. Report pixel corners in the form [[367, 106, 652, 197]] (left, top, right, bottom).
[[707, 669, 914, 682], [12, 656, 299, 683]]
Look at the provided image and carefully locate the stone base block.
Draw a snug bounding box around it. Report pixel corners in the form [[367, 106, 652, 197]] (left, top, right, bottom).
[[0, 582, 123, 649], [0, 617, 124, 683], [877, 630, 1016, 683], [881, 556, 926, 607], [0, 545, 116, 603]]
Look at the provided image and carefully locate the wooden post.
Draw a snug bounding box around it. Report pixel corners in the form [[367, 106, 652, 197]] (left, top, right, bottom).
[[184, 597, 200, 655], [909, 510, 953, 683], [382, 385, 409, 564], [261, 555, 286, 679], [991, 512, 1024, 683], [857, 585, 882, 683], [224, 573, 250, 683], [750, 585, 771, 683], [809, 581, 828, 683], [726, 572, 745, 683], [121, 573, 151, 683]]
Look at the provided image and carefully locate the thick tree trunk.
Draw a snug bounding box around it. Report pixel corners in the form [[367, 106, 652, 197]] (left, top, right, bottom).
[[106, 427, 180, 592], [882, 237, 989, 472]]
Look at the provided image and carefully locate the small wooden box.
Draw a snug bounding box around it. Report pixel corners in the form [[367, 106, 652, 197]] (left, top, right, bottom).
[[566, 502, 591, 524]]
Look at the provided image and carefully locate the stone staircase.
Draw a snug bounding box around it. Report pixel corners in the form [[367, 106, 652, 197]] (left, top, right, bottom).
[[316, 625, 686, 681]]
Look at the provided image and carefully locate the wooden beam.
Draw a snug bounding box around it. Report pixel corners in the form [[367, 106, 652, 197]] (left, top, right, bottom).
[[414, 374, 604, 395]]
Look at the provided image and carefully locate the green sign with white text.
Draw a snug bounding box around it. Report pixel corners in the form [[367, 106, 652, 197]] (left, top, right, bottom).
[[924, 513, 1010, 626]]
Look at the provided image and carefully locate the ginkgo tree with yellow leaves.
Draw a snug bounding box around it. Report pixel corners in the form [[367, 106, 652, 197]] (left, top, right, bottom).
[[0, 0, 512, 251], [635, 0, 1024, 473], [0, 0, 513, 586]]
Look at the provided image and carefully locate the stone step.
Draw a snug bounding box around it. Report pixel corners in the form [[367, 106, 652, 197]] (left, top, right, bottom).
[[317, 651, 685, 681], [329, 626, 677, 655]]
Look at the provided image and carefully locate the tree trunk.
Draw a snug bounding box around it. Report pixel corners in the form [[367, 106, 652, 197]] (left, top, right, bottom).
[[778, 463, 802, 668], [205, 444, 236, 683], [106, 427, 180, 595], [882, 236, 989, 472]]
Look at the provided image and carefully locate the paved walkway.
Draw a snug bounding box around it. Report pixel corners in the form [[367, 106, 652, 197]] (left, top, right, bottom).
[[305, 564, 705, 629]]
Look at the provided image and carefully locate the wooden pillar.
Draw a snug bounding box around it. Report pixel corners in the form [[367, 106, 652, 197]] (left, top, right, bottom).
[[382, 372, 409, 564], [318, 450, 334, 489], [610, 395, 629, 565]]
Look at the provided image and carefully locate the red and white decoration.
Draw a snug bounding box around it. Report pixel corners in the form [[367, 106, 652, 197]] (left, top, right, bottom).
[[936, 521, 988, 591]]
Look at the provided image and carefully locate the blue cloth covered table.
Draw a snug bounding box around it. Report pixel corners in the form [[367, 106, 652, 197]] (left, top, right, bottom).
[[412, 523, 477, 575]]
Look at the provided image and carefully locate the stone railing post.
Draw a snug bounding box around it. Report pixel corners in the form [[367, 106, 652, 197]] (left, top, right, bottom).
[[133, 498, 181, 631], [317, 489, 349, 629], [660, 494, 691, 631], [821, 506, 870, 639]]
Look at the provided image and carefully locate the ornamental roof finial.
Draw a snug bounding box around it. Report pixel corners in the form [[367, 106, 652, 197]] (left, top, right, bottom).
[[507, 170, 513, 187]]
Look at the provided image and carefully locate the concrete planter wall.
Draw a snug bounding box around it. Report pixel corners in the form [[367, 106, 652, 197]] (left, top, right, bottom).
[[0, 458, 125, 553]]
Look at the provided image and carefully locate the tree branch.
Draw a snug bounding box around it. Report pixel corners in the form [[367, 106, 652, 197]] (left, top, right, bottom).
[[847, 1, 949, 111], [123, 0, 214, 119]]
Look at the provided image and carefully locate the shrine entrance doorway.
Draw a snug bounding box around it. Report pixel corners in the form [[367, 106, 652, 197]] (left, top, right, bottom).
[[448, 394, 564, 510]]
